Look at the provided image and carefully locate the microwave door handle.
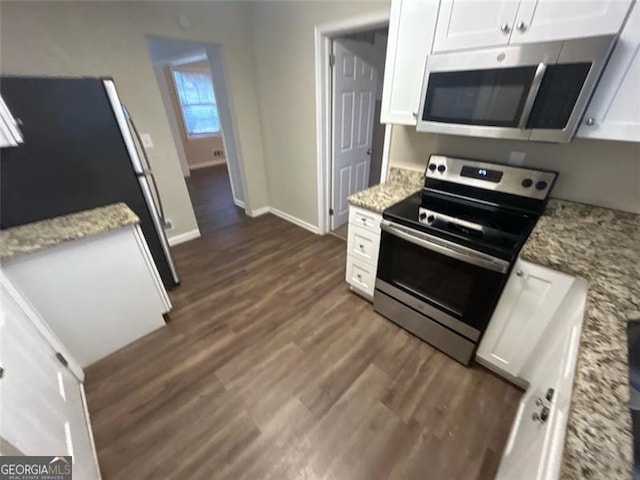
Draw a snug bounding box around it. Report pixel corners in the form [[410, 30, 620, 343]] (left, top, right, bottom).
[[380, 221, 509, 274], [518, 63, 547, 129]]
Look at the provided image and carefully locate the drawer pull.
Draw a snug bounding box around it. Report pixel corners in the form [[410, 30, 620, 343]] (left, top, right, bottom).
[[359, 244, 364, 249]]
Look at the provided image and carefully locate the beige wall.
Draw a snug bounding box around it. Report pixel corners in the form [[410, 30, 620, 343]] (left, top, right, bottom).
[[388, 126, 640, 213], [163, 63, 226, 169], [0, 1, 268, 237], [251, 1, 391, 227]]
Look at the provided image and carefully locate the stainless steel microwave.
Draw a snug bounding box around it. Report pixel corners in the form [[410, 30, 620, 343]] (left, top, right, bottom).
[[417, 35, 616, 143]]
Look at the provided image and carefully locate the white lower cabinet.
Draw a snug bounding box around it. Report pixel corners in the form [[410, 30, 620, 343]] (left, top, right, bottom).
[[0, 272, 101, 478], [496, 277, 587, 480], [345, 206, 382, 299], [476, 258, 575, 381]]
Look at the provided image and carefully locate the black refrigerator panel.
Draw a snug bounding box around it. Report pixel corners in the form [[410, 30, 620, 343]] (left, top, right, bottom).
[[0, 77, 178, 289]]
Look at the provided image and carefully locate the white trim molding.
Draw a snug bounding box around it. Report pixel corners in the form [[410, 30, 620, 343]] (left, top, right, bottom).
[[168, 228, 201, 246], [248, 206, 270, 217], [189, 159, 227, 170], [269, 207, 320, 235], [314, 10, 391, 235]]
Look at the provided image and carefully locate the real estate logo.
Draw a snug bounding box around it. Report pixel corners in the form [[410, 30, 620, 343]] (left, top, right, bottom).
[[0, 456, 72, 480]]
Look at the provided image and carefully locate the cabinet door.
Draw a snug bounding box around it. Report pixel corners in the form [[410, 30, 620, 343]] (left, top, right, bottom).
[[432, 0, 519, 53], [0, 277, 100, 478], [577, 2, 640, 142], [513, 0, 632, 44], [381, 0, 439, 125], [476, 259, 574, 378]]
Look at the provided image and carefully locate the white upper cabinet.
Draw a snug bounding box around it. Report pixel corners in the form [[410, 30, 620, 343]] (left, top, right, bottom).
[[578, 2, 640, 142], [380, 0, 439, 125], [433, 0, 633, 53], [433, 0, 520, 53], [512, 0, 634, 44]]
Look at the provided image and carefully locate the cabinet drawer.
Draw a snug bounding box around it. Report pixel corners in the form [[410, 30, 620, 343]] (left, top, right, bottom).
[[346, 255, 376, 297], [349, 206, 381, 233], [347, 224, 380, 266]]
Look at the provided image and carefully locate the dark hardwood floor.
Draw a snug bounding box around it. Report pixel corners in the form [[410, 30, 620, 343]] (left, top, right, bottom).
[[85, 165, 521, 480]]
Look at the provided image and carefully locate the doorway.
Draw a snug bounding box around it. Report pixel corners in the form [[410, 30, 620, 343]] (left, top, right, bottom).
[[331, 29, 388, 238], [145, 36, 248, 231], [314, 12, 391, 238]]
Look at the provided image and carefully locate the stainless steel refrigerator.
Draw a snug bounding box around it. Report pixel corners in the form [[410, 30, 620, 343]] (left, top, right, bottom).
[[0, 77, 180, 289]]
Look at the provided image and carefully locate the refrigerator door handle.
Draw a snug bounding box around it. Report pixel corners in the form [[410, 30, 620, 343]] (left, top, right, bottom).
[[103, 80, 180, 286]]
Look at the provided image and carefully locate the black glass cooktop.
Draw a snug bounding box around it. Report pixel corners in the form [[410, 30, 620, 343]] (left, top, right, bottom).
[[383, 191, 537, 261]]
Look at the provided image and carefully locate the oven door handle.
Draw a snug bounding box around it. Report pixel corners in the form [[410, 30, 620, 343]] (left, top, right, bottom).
[[380, 220, 510, 274]]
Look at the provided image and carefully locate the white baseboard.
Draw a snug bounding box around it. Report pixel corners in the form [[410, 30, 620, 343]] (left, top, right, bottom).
[[189, 159, 226, 170], [234, 199, 246, 209], [268, 207, 319, 234], [168, 228, 201, 246], [248, 206, 270, 217]]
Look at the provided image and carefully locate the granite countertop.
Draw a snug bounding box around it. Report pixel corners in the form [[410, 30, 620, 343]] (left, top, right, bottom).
[[520, 199, 640, 479], [0, 203, 139, 262], [347, 166, 424, 213]]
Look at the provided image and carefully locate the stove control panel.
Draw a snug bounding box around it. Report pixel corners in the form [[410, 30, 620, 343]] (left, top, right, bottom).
[[425, 155, 558, 201]]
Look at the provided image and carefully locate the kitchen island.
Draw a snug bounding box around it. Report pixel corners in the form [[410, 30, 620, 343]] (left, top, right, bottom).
[[0, 203, 171, 367]]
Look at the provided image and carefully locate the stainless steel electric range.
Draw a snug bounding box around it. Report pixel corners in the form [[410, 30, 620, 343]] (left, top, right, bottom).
[[374, 155, 558, 365]]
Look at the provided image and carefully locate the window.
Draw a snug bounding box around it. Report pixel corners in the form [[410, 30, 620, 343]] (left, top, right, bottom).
[[172, 69, 220, 135]]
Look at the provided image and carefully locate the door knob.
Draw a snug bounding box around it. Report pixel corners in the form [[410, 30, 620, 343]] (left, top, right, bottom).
[[516, 270, 523, 277], [0, 366, 4, 379], [500, 23, 510, 33], [366, 148, 372, 156]]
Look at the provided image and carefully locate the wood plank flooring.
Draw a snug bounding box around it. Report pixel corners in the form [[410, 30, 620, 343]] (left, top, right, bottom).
[[85, 165, 521, 480]]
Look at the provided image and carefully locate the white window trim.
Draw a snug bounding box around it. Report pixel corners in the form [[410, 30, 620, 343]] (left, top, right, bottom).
[[169, 66, 221, 137]]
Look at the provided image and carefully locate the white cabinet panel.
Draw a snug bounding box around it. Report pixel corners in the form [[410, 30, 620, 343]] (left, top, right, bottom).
[[0, 273, 101, 478], [348, 205, 382, 233], [346, 255, 377, 298], [380, 0, 439, 125], [432, 0, 519, 52], [513, 0, 633, 44], [476, 259, 574, 379], [578, 2, 640, 142], [347, 224, 381, 266]]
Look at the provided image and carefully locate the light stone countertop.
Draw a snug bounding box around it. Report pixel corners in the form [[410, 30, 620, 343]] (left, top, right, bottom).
[[0, 203, 139, 262], [347, 166, 424, 213], [520, 199, 640, 480]]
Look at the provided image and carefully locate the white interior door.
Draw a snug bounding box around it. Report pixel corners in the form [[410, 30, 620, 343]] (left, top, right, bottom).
[[331, 39, 377, 230], [0, 278, 100, 478]]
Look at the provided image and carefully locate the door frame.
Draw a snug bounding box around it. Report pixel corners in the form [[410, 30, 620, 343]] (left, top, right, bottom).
[[314, 10, 392, 235]]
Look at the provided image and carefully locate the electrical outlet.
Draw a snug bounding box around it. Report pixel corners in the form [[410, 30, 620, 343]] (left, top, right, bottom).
[[163, 219, 174, 231], [508, 151, 526, 166], [140, 133, 154, 149]]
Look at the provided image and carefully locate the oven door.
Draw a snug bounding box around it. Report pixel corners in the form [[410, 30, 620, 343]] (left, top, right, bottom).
[[376, 220, 510, 341]]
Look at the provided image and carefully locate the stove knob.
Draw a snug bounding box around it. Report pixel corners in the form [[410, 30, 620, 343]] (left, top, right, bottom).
[[427, 215, 435, 224], [437, 165, 446, 173], [521, 178, 533, 188], [419, 212, 427, 220], [428, 164, 437, 172], [535, 180, 548, 190]]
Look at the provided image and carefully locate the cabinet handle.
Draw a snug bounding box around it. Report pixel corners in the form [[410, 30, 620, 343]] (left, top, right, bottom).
[[500, 23, 510, 33], [412, 112, 417, 118], [359, 244, 365, 250], [516, 270, 523, 277], [532, 406, 550, 423], [585, 117, 595, 126], [516, 21, 526, 31]]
